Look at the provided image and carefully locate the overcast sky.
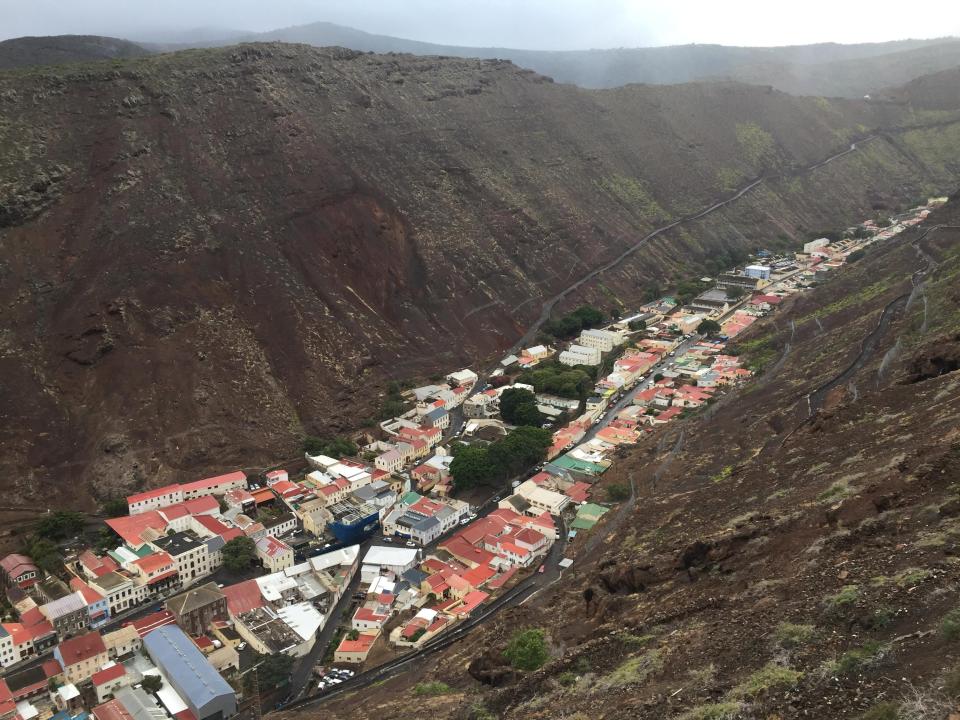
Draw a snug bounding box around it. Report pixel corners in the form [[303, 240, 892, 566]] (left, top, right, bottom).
[[1, 0, 958, 48]]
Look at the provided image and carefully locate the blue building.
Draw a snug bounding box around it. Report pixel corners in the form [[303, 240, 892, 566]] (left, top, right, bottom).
[[327, 499, 379, 545], [142, 626, 236, 720]]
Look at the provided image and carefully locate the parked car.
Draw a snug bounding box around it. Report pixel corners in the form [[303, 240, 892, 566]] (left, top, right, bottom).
[[382, 537, 393, 543], [460, 518, 470, 525], [405, 540, 417, 548], [237, 642, 247, 651], [538, 565, 546, 574]]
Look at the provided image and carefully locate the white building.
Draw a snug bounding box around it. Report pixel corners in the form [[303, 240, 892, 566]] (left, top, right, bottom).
[[446, 368, 478, 387], [744, 265, 772, 280], [803, 238, 830, 254], [360, 546, 419, 584], [578, 328, 625, 352], [559, 344, 602, 366]]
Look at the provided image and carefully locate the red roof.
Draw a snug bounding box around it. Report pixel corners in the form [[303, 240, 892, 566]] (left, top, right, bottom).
[[193, 515, 230, 536], [179, 470, 246, 494], [127, 484, 181, 506], [251, 488, 275, 504], [0, 553, 37, 578], [91, 664, 126, 686], [175, 710, 198, 720], [337, 634, 376, 654], [131, 611, 176, 638], [452, 590, 488, 616], [222, 580, 265, 616], [183, 495, 220, 514], [106, 512, 167, 546], [353, 607, 388, 623], [42, 659, 63, 678], [58, 631, 106, 665], [146, 569, 179, 585], [133, 552, 174, 575], [256, 535, 290, 559], [93, 699, 136, 720], [79, 551, 119, 578], [69, 577, 105, 604], [656, 407, 682, 422]]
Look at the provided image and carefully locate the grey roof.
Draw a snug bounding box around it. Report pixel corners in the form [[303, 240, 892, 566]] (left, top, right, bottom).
[[41, 591, 86, 619], [205, 535, 225, 554], [412, 515, 441, 533], [424, 407, 447, 421], [165, 582, 225, 616], [114, 686, 168, 720], [263, 512, 295, 529], [143, 625, 234, 713], [152, 531, 204, 556], [401, 568, 427, 586]]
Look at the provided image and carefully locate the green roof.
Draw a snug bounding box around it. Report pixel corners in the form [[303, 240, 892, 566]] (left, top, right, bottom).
[[552, 455, 608, 476], [401, 491, 422, 505], [577, 503, 609, 521], [571, 517, 598, 530]]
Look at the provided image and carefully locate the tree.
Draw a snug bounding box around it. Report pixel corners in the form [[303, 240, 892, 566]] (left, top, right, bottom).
[[503, 628, 549, 671], [697, 319, 722, 336], [221, 536, 257, 572], [725, 286, 746, 301], [347, 629, 360, 641], [302, 436, 358, 457], [450, 446, 495, 491], [141, 675, 163, 694], [606, 483, 630, 502], [846, 248, 866, 263], [35, 511, 85, 541], [27, 537, 64, 575], [499, 388, 542, 427], [101, 498, 128, 517], [256, 653, 294, 688], [628, 318, 646, 332]]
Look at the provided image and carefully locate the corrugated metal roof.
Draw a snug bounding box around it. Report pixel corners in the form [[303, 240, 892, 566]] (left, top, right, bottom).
[[142, 626, 232, 712]]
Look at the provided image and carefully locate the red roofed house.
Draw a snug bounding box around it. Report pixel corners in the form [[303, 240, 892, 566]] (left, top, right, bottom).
[[69, 578, 110, 629], [92, 698, 136, 720], [54, 630, 108, 685], [0, 679, 15, 720], [127, 484, 184, 515], [351, 606, 389, 631], [451, 590, 489, 617], [0, 554, 39, 592], [179, 470, 247, 500], [221, 580, 265, 618], [130, 552, 179, 594], [264, 469, 288, 486], [105, 512, 168, 548], [91, 663, 129, 703], [333, 632, 377, 664], [255, 536, 293, 573], [130, 610, 177, 638], [78, 551, 119, 580], [652, 406, 683, 424]]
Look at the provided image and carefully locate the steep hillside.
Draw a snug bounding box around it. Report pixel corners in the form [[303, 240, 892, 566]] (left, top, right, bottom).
[[308, 197, 960, 720], [190, 24, 960, 98], [0, 43, 959, 506], [0, 35, 148, 70]]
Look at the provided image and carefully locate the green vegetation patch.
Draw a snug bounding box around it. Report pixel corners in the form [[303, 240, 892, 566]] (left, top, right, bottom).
[[826, 641, 888, 675], [449, 426, 552, 491], [730, 664, 803, 698], [519, 360, 595, 399], [542, 304, 605, 339], [735, 122, 777, 167], [597, 174, 666, 219], [817, 479, 857, 503], [774, 622, 816, 648], [600, 649, 663, 688], [941, 607, 960, 641], [413, 681, 453, 696], [711, 466, 733, 484], [503, 628, 549, 671], [824, 584, 860, 610], [859, 702, 900, 720]]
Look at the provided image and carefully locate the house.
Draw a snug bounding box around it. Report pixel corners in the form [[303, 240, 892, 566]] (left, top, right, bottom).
[[0, 555, 39, 592], [165, 583, 227, 637], [126, 484, 183, 516], [39, 593, 89, 638], [351, 607, 389, 631], [54, 631, 108, 685], [360, 547, 419, 584], [91, 663, 129, 703], [411, 451, 454, 491], [333, 632, 377, 664], [68, 579, 110, 629], [77, 552, 119, 581], [578, 328, 625, 352], [101, 625, 140, 660], [263, 512, 297, 539], [142, 625, 236, 720], [375, 449, 404, 474], [522, 345, 551, 362], [421, 407, 449, 430], [446, 368, 478, 388], [744, 265, 771, 280], [150, 532, 210, 586], [652, 406, 683, 424], [221, 580, 266, 618], [255, 536, 293, 573], [558, 345, 601, 366], [500, 479, 570, 517]]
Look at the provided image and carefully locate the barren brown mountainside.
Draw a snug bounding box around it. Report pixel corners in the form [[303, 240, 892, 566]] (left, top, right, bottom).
[[0, 35, 148, 70], [303, 195, 960, 720], [0, 43, 959, 506]]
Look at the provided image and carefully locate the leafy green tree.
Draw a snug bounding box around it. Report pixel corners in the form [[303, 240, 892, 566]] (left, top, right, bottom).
[[302, 436, 358, 457], [499, 388, 543, 427], [725, 286, 746, 301], [846, 248, 866, 263], [450, 446, 495, 491], [697, 319, 722, 335], [221, 536, 257, 572], [628, 318, 646, 332], [347, 629, 360, 641], [257, 653, 294, 687], [503, 628, 549, 671], [606, 483, 630, 502], [141, 675, 163, 694], [35, 511, 85, 541], [101, 498, 128, 517]]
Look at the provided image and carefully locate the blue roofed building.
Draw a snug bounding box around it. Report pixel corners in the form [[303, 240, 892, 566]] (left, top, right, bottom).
[[142, 626, 236, 720]]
